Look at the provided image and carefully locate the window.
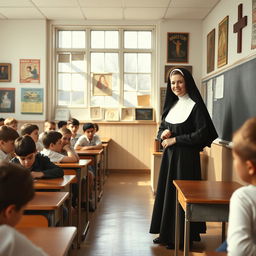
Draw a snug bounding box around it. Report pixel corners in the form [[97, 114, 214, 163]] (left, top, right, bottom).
[[55, 28, 154, 113]]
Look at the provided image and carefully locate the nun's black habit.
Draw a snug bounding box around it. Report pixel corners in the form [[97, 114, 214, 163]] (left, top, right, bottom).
[[149, 68, 218, 246]]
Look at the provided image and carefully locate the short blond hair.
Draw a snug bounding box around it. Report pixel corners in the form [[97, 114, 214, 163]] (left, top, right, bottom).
[[4, 117, 18, 126]]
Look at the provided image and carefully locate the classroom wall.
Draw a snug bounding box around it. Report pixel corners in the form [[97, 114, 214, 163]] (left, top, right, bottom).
[[0, 20, 47, 120]]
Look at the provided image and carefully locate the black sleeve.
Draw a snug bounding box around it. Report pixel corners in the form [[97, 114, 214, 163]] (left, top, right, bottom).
[[157, 119, 169, 140], [39, 155, 64, 179], [175, 105, 209, 146]]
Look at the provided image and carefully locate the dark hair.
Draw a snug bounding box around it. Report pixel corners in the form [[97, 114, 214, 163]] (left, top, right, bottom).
[[83, 123, 95, 132], [0, 118, 5, 122], [57, 121, 67, 129], [94, 123, 99, 132], [42, 131, 62, 148], [0, 161, 34, 212], [59, 127, 72, 135], [67, 118, 80, 126], [20, 123, 39, 136], [0, 125, 19, 142], [14, 136, 36, 156]]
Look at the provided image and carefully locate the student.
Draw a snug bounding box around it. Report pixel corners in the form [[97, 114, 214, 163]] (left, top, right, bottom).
[[4, 117, 18, 131], [0, 125, 19, 161], [20, 123, 44, 152], [38, 121, 56, 142], [57, 121, 67, 130], [226, 117, 256, 255], [67, 118, 81, 148], [74, 123, 102, 150], [41, 131, 78, 163], [11, 135, 63, 179], [0, 161, 48, 256], [0, 118, 5, 127]]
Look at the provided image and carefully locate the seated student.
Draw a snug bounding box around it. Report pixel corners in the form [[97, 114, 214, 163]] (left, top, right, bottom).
[[0, 125, 19, 161], [67, 118, 81, 148], [4, 117, 18, 131], [225, 117, 256, 255], [11, 135, 63, 179], [74, 123, 102, 150], [20, 123, 44, 152], [38, 121, 56, 142], [57, 121, 67, 130], [41, 131, 77, 163], [0, 118, 5, 127], [0, 161, 48, 256]]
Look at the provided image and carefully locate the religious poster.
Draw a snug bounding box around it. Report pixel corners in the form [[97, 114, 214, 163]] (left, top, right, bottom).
[[0, 88, 15, 113], [164, 65, 192, 82], [167, 33, 189, 63], [20, 59, 40, 83], [252, 0, 256, 49], [218, 16, 229, 68], [92, 73, 112, 96], [21, 88, 43, 114], [207, 29, 215, 73], [0, 63, 11, 82]]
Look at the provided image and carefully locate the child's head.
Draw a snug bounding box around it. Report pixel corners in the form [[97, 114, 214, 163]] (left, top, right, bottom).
[[42, 131, 63, 153], [20, 123, 39, 143], [4, 117, 18, 131], [14, 136, 37, 169], [0, 118, 5, 127], [57, 121, 67, 129], [94, 123, 99, 133], [0, 125, 19, 154], [59, 128, 72, 147], [0, 161, 34, 226], [44, 121, 56, 132], [67, 118, 80, 135], [232, 117, 256, 184], [83, 123, 95, 140]]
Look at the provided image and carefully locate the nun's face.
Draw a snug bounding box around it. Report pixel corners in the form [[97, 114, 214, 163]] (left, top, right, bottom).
[[170, 74, 186, 97]]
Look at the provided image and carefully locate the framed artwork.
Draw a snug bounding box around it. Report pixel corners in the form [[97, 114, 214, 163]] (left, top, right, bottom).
[[0, 88, 15, 113], [160, 87, 167, 117], [0, 63, 11, 82], [92, 73, 112, 96], [167, 32, 189, 63], [164, 65, 192, 82], [55, 108, 70, 121], [252, 0, 256, 49], [21, 88, 43, 114], [90, 106, 103, 120], [207, 29, 215, 73], [135, 108, 154, 121], [105, 108, 119, 121], [20, 59, 40, 83], [218, 16, 229, 68], [121, 108, 134, 121]]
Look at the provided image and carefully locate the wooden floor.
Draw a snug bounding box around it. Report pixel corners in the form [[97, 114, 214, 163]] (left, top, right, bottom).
[[78, 172, 223, 256]]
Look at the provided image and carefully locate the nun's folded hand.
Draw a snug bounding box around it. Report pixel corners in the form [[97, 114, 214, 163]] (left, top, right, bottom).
[[162, 137, 176, 148], [161, 129, 172, 140]]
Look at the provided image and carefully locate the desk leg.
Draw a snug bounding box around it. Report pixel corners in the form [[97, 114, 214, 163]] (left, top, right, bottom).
[[221, 222, 226, 242], [94, 156, 98, 209], [174, 190, 180, 256], [184, 208, 190, 256], [82, 166, 90, 240], [77, 169, 82, 248]]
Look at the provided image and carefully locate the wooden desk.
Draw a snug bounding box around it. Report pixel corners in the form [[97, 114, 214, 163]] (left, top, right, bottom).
[[76, 149, 104, 207], [25, 191, 69, 226], [101, 137, 111, 144], [173, 180, 241, 256], [18, 227, 77, 256], [56, 159, 90, 248]]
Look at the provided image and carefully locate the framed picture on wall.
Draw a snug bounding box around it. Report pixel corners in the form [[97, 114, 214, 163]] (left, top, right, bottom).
[[164, 65, 192, 82], [0, 88, 15, 113], [121, 108, 134, 121], [207, 29, 215, 73], [92, 73, 112, 96], [105, 108, 119, 121], [167, 32, 189, 63], [0, 63, 11, 82], [218, 16, 229, 68], [20, 59, 40, 83], [21, 88, 43, 114], [90, 106, 103, 120], [135, 108, 154, 121]]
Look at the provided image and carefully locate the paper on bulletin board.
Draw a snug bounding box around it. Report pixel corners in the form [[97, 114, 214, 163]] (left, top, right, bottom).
[[214, 75, 224, 99], [206, 79, 213, 118], [21, 88, 43, 114], [137, 95, 150, 106]]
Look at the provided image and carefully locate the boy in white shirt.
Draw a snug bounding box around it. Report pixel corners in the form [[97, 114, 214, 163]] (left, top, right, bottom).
[[67, 118, 81, 148], [38, 121, 56, 143], [0, 161, 47, 256]]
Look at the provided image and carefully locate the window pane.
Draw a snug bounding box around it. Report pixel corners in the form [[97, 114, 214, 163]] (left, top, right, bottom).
[[138, 74, 151, 90], [138, 31, 151, 49], [111, 73, 119, 91], [58, 74, 71, 90], [72, 74, 85, 91], [105, 31, 119, 48], [91, 31, 104, 48], [138, 53, 151, 73], [71, 91, 84, 105], [72, 31, 85, 48], [58, 54, 70, 72], [124, 74, 137, 90], [71, 54, 85, 72], [58, 31, 71, 48], [124, 31, 137, 48], [124, 92, 137, 107], [105, 93, 119, 107], [105, 53, 119, 73], [58, 91, 70, 105], [91, 53, 104, 72], [90, 96, 103, 106], [124, 53, 137, 72]]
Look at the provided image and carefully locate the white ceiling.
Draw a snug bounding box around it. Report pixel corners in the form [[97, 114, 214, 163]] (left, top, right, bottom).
[[0, 0, 220, 20]]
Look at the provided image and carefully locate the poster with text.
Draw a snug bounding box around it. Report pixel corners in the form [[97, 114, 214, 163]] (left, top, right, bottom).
[[20, 59, 40, 83], [21, 88, 43, 114]]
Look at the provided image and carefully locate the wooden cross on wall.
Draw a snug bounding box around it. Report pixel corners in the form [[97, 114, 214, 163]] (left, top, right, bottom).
[[233, 3, 247, 53]]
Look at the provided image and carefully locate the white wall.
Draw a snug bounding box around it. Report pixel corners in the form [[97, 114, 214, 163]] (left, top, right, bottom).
[[0, 20, 47, 120], [202, 0, 256, 78]]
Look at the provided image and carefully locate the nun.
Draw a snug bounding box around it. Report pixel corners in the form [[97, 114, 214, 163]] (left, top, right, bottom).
[[149, 68, 218, 249]]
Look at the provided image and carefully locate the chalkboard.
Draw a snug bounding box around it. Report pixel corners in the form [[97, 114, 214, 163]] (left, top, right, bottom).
[[206, 57, 256, 142]]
